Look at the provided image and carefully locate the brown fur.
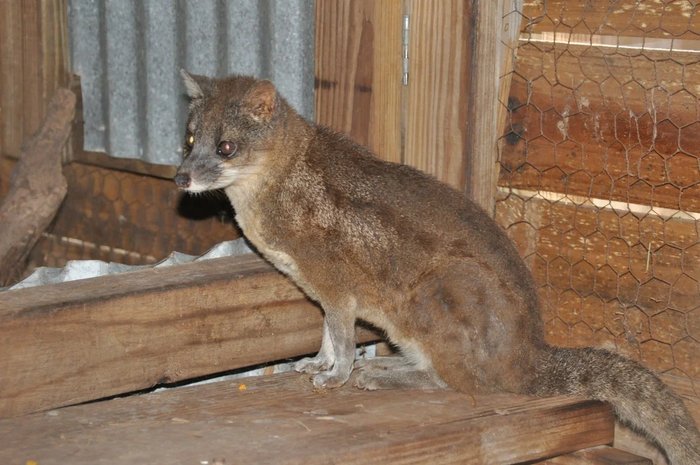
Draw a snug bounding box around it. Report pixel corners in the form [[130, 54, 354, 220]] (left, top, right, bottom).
[[175, 72, 700, 464]]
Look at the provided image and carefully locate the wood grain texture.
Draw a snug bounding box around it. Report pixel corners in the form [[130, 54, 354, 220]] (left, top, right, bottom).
[[314, 0, 403, 163], [0, 253, 378, 418], [405, 0, 473, 192], [0, 371, 614, 464], [540, 445, 652, 464], [523, 0, 699, 39], [500, 42, 700, 212], [466, 0, 499, 211], [0, 0, 69, 158], [495, 194, 700, 377], [0, 88, 75, 286], [497, 0, 524, 141], [0, 0, 23, 156]]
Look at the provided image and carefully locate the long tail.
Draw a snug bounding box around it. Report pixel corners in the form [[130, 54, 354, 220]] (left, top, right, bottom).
[[533, 345, 700, 465]]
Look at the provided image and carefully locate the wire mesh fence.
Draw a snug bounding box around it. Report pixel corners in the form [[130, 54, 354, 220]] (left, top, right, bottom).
[[22, 162, 239, 282], [496, 0, 700, 394]]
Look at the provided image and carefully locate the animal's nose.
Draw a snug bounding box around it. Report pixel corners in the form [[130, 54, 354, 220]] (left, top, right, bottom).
[[174, 173, 191, 188]]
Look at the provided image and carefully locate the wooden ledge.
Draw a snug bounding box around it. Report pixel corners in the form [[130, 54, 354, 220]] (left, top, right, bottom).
[[0, 254, 376, 418], [0, 371, 615, 464]]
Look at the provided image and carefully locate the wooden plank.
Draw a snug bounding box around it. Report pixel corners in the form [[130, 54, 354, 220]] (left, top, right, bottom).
[[41, 0, 70, 107], [495, 194, 700, 373], [500, 42, 700, 212], [314, 0, 403, 163], [0, 0, 23, 156], [22, 0, 43, 141], [0, 371, 615, 464], [466, 0, 498, 209], [522, 0, 698, 39], [405, 0, 474, 193], [497, 0, 524, 142], [0, 254, 378, 418], [540, 445, 652, 464], [0, 0, 69, 158]]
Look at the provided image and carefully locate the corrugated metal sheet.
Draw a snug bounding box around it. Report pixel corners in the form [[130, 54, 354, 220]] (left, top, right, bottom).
[[4, 238, 253, 291], [68, 0, 315, 166]]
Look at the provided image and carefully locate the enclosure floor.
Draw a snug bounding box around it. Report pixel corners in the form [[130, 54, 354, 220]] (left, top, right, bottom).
[[0, 372, 614, 464]]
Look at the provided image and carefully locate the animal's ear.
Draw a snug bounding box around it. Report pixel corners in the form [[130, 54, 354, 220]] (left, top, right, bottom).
[[241, 80, 277, 122], [180, 69, 212, 99]]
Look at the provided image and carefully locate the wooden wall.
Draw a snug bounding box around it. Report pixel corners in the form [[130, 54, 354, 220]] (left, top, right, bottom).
[[314, 0, 475, 193], [496, 1, 700, 460], [0, 0, 69, 159]]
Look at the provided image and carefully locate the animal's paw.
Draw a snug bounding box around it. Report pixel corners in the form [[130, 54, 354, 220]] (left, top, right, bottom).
[[312, 370, 350, 389], [294, 356, 333, 374]]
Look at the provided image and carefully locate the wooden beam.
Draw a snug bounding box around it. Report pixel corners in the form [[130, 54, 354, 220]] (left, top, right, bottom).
[[314, 0, 403, 164], [404, 0, 474, 192], [499, 41, 700, 213], [522, 0, 694, 39], [0, 371, 615, 464], [0, 88, 75, 286], [539, 445, 652, 464], [0, 0, 69, 159], [0, 254, 378, 418], [467, 0, 502, 214], [496, 0, 523, 142]]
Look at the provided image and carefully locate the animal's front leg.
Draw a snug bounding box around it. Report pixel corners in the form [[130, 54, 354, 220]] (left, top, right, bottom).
[[294, 319, 335, 374], [310, 308, 356, 389]]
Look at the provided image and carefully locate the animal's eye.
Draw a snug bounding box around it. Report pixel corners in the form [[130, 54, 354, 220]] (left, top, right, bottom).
[[185, 133, 194, 149], [217, 140, 237, 158]]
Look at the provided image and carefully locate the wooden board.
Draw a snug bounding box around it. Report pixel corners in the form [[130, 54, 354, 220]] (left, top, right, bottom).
[[540, 445, 652, 464], [495, 195, 700, 372], [314, 0, 476, 194], [314, 0, 403, 164], [0, 371, 615, 464], [522, 0, 699, 39], [405, 0, 473, 193], [0, 0, 69, 158], [500, 42, 700, 212], [0, 254, 378, 418]]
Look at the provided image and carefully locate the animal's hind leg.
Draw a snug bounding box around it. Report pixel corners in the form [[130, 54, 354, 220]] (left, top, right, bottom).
[[354, 364, 447, 390], [354, 356, 410, 370]]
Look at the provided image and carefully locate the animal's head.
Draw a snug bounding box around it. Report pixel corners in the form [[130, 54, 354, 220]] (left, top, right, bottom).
[[173, 70, 283, 193]]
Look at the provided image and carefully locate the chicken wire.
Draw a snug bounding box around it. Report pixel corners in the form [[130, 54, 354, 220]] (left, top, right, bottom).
[[496, 0, 700, 394]]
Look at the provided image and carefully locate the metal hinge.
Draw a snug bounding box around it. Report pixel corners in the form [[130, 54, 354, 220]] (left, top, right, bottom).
[[402, 14, 410, 86]]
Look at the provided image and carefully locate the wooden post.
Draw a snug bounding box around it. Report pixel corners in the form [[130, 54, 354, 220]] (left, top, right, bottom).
[[467, 0, 511, 215], [0, 0, 70, 159], [404, 0, 474, 192], [314, 0, 403, 164]]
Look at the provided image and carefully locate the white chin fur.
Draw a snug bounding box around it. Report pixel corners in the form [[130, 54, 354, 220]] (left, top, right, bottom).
[[184, 179, 211, 193]]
